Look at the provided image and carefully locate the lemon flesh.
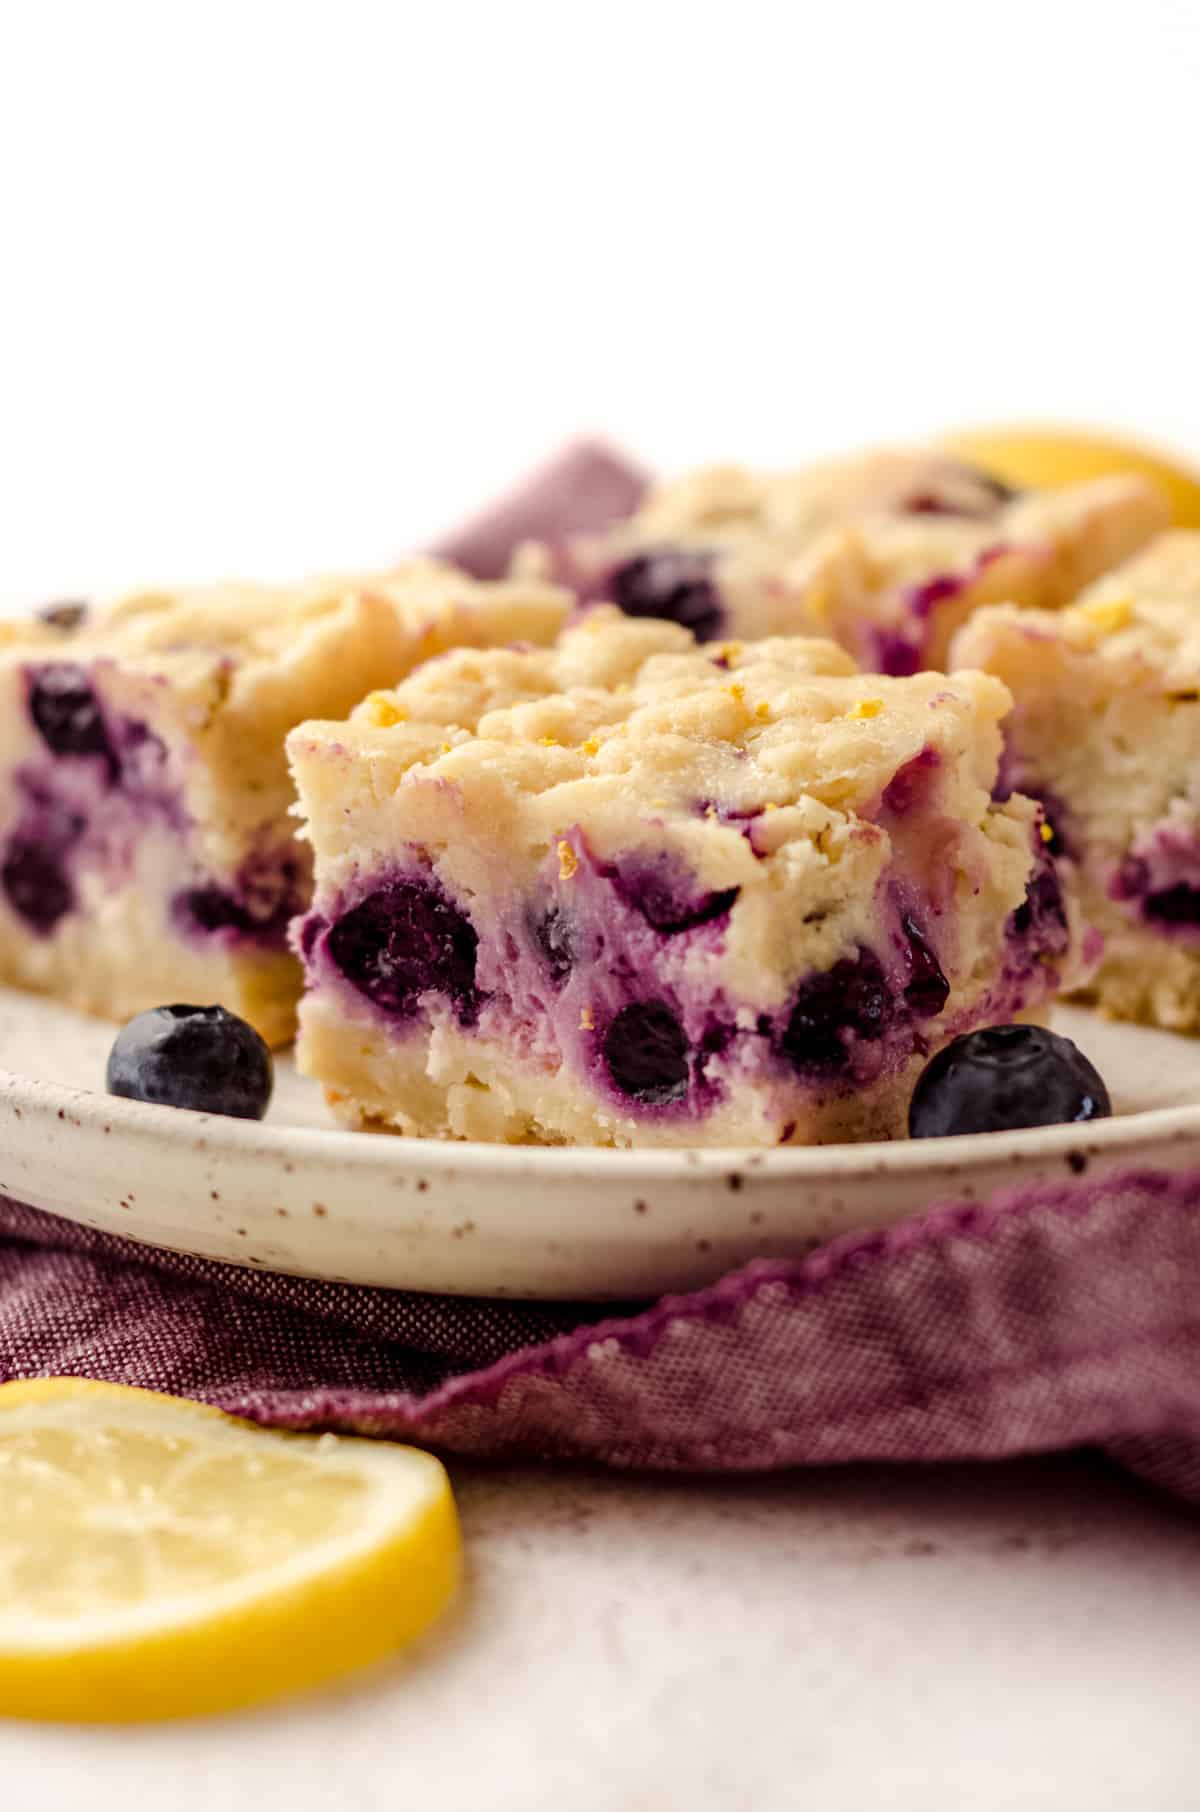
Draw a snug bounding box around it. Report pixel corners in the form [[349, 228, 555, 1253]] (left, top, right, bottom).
[[0, 1378, 460, 1722], [941, 425, 1200, 528]]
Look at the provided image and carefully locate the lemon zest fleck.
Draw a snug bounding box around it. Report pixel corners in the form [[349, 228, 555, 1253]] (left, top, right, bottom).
[[1076, 596, 1132, 635], [363, 692, 407, 727]]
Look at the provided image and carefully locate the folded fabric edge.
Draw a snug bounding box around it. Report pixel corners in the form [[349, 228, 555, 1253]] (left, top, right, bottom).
[[205, 1163, 1200, 1441]]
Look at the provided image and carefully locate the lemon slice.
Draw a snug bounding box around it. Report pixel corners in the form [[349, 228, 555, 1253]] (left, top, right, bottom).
[[940, 425, 1200, 527], [0, 1378, 461, 1722]]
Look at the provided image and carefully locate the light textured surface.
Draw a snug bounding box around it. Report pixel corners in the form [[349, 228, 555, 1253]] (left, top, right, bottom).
[[4, 1454, 1200, 1812]]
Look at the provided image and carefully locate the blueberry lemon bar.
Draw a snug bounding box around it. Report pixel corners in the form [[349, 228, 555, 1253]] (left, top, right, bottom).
[[289, 608, 1090, 1146], [0, 565, 568, 1045], [954, 532, 1200, 1032], [536, 447, 1168, 676]]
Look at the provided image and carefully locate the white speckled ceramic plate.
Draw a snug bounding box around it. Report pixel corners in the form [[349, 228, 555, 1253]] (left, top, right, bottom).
[[0, 986, 1198, 1299]]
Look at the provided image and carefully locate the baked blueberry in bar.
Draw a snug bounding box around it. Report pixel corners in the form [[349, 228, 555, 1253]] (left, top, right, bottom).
[[954, 533, 1200, 1033], [289, 607, 1091, 1146], [0, 564, 568, 1045], [528, 447, 1168, 676]]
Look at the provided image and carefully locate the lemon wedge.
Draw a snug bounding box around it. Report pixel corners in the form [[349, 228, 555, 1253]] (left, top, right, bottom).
[[0, 1378, 461, 1722], [940, 425, 1200, 528]]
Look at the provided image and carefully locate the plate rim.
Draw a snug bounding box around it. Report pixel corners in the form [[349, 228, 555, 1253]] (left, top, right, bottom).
[[4, 1059, 1200, 1182]]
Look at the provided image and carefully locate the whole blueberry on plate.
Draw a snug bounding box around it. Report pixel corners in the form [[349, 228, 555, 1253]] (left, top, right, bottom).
[[908, 1024, 1110, 1139], [106, 1004, 274, 1120]]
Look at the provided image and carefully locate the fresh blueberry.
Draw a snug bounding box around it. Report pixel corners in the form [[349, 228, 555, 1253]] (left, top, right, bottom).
[[901, 914, 950, 1017], [106, 1004, 274, 1120], [529, 904, 579, 986], [607, 548, 724, 642], [1, 836, 75, 933], [35, 599, 90, 632], [327, 878, 480, 1021], [908, 1024, 1111, 1138], [602, 1000, 690, 1105], [779, 950, 890, 1074], [27, 663, 113, 765]]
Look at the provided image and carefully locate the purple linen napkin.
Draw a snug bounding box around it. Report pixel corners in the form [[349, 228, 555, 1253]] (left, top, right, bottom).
[[428, 438, 648, 579], [3, 1169, 1200, 1504]]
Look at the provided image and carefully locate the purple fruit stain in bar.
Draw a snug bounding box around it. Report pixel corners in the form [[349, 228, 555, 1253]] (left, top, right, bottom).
[[115, 720, 171, 800], [602, 1000, 690, 1105], [607, 547, 725, 643], [1, 837, 75, 933], [1140, 882, 1200, 926], [26, 663, 115, 769], [882, 746, 940, 816], [174, 852, 308, 950], [529, 904, 579, 986], [298, 913, 328, 961], [1112, 852, 1200, 929], [901, 913, 950, 1017], [325, 876, 481, 1024], [0, 775, 86, 934], [1010, 845, 1069, 944], [778, 949, 891, 1076], [609, 852, 739, 935], [875, 631, 923, 677], [906, 573, 964, 620]]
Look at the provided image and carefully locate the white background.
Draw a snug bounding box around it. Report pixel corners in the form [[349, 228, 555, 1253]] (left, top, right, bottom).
[[3, 7, 1200, 1808], [2, 1, 1199, 608]]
